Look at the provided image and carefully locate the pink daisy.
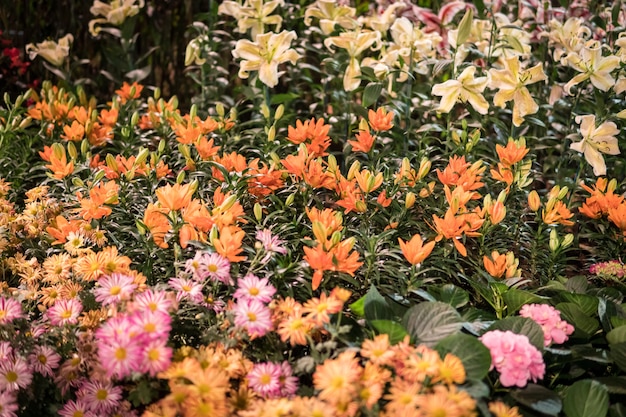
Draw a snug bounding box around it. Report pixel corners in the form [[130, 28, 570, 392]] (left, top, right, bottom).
[[97, 335, 143, 379], [79, 380, 122, 414], [132, 289, 174, 314], [0, 297, 22, 325], [0, 391, 18, 417], [256, 229, 288, 262], [185, 251, 210, 281], [0, 342, 13, 361], [141, 340, 173, 376], [29, 345, 61, 377], [58, 400, 95, 417], [247, 362, 282, 398], [278, 361, 298, 397], [203, 252, 232, 285], [233, 274, 276, 303], [202, 293, 226, 313], [93, 273, 137, 306], [95, 315, 131, 342], [129, 310, 171, 340], [0, 356, 32, 392], [168, 277, 203, 304], [46, 299, 83, 326], [233, 299, 273, 338]]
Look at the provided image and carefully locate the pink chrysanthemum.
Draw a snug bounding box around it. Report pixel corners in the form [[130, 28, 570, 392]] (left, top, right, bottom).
[[58, 400, 95, 417], [141, 340, 173, 376], [256, 229, 288, 262], [185, 251, 210, 280], [0, 391, 18, 417], [0, 297, 22, 325], [168, 277, 203, 304], [79, 380, 122, 414], [520, 304, 575, 346], [480, 330, 545, 387], [97, 334, 143, 379], [0, 342, 13, 361], [0, 356, 33, 392], [233, 274, 276, 303], [203, 252, 232, 285], [46, 299, 83, 326], [93, 273, 137, 306], [233, 299, 273, 338], [278, 361, 298, 397], [132, 289, 174, 314], [29, 345, 61, 377], [129, 310, 171, 340], [247, 362, 282, 398]]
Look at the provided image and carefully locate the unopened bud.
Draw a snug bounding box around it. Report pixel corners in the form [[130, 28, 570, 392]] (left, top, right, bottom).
[[254, 203, 263, 222], [285, 193, 295, 206], [528, 190, 541, 211], [67, 142, 77, 160], [176, 170, 186, 184], [275, 104, 285, 121], [417, 157, 431, 180], [549, 228, 559, 252], [405, 192, 416, 209], [267, 125, 276, 142], [562, 233, 574, 249], [347, 160, 361, 181]]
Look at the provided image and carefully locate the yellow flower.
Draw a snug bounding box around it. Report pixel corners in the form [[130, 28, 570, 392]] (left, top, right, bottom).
[[88, 0, 145, 35], [324, 30, 382, 91], [25, 34, 73, 67], [570, 114, 620, 176], [564, 40, 620, 95], [232, 30, 301, 88], [432, 66, 489, 115], [488, 55, 546, 127], [304, 0, 358, 35], [219, 0, 284, 40]]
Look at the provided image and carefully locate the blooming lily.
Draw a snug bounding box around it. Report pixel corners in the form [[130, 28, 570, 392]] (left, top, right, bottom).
[[432, 65, 489, 115], [570, 114, 620, 176], [324, 30, 382, 91], [25, 34, 73, 67]]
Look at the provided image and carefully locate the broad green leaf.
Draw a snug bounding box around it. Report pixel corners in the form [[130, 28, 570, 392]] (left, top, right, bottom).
[[610, 403, 626, 417], [606, 325, 626, 345], [593, 377, 626, 394], [436, 333, 491, 380], [487, 316, 545, 351], [364, 286, 393, 322], [557, 303, 600, 339], [436, 284, 469, 308], [502, 288, 544, 315], [561, 293, 599, 316], [609, 342, 626, 372], [349, 296, 365, 317], [563, 380, 609, 417], [403, 302, 463, 346], [565, 275, 588, 293], [456, 8, 474, 47], [511, 384, 562, 416], [362, 83, 383, 108], [370, 320, 408, 345]]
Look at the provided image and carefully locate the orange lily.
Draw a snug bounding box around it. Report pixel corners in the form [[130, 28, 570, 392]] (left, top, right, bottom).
[[483, 250, 507, 278], [155, 182, 195, 212], [398, 234, 436, 265], [368, 107, 393, 131], [45, 144, 74, 179], [212, 226, 246, 262]]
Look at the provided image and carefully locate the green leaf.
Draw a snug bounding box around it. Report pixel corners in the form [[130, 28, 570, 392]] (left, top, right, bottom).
[[403, 302, 463, 346], [511, 384, 562, 416], [610, 403, 626, 417], [593, 377, 626, 394], [364, 286, 393, 322], [561, 293, 599, 316], [456, 8, 474, 47], [606, 325, 626, 345], [609, 342, 626, 372], [436, 284, 469, 308], [436, 333, 491, 380], [563, 380, 609, 417], [565, 275, 588, 293], [487, 316, 545, 351], [502, 288, 544, 315], [362, 83, 383, 108], [557, 303, 600, 339], [349, 296, 365, 317], [370, 320, 408, 344]]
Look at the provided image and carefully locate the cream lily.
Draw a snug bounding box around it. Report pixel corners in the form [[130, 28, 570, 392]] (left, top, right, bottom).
[[324, 30, 382, 92], [564, 40, 620, 95], [432, 66, 489, 115], [219, 0, 284, 40], [570, 114, 620, 176], [25, 34, 74, 67], [488, 55, 546, 127], [89, 0, 145, 35], [304, 0, 358, 35], [232, 30, 301, 88]]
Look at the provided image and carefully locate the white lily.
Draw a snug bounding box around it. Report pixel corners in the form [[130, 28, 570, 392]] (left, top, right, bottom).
[[570, 114, 620, 176]]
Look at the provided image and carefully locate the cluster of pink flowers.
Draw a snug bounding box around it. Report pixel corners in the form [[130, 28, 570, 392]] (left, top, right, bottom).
[[58, 380, 123, 417], [247, 361, 298, 398], [93, 273, 137, 306], [480, 330, 545, 387], [232, 273, 276, 338], [520, 304, 574, 346], [590, 260, 626, 278], [95, 290, 173, 379], [185, 250, 232, 284]]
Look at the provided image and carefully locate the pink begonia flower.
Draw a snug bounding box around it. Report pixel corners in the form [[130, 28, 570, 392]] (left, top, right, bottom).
[[480, 330, 545, 387], [519, 304, 574, 346]]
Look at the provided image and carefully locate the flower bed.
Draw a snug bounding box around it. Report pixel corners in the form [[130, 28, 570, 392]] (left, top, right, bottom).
[[1, 0, 626, 416]]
